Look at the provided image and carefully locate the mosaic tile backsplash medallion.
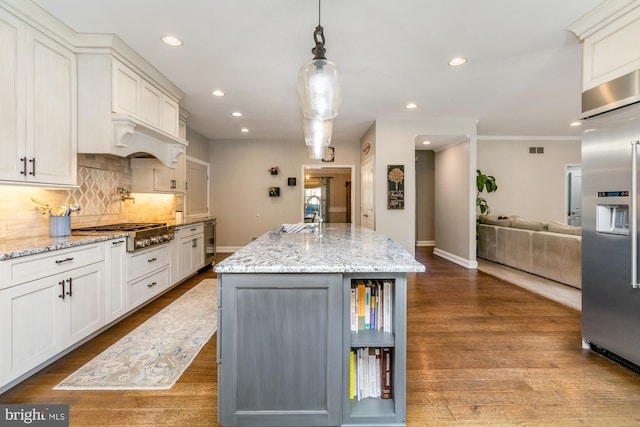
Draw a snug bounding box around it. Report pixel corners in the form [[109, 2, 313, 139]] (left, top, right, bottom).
[[66, 167, 121, 215]]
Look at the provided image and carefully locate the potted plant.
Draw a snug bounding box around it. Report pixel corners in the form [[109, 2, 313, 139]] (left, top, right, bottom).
[[476, 169, 498, 215]]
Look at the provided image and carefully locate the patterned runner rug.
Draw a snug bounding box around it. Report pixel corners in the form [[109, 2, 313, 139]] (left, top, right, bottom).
[[54, 279, 217, 390]]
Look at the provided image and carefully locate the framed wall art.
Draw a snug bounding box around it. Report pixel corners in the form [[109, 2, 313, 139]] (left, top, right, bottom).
[[387, 164, 405, 210]]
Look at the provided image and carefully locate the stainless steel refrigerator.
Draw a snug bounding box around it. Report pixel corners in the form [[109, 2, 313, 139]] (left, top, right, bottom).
[[582, 101, 640, 370]]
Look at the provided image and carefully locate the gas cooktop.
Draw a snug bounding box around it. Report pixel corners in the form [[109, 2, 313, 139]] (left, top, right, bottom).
[[72, 223, 165, 232]]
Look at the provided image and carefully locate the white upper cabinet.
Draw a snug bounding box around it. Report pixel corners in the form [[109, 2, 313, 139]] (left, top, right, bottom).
[[568, 0, 640, 91], [0, 6, 76, 186], [77, 53, 186, 168], [113, 59, 141, 116], [140, 79, 161, 127], [111, 57, 180, 137], [160, 95, 179, 135]]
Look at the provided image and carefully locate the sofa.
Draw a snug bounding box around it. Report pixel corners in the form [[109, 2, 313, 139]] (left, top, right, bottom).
[[477, 215, 582, 289]]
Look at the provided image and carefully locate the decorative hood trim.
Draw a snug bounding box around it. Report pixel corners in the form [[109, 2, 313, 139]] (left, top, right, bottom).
[[112, 113, 187, 168]]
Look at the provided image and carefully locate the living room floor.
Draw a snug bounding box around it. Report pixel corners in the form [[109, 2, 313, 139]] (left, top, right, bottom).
[[477, 257, 582, 311]]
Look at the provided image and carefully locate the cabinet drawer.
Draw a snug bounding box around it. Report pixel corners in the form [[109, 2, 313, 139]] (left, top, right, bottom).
[[175, 223, 204, 239], [127, 244, 169, 282], [128, 267, 169, 310], [0, 243, 104, 289]]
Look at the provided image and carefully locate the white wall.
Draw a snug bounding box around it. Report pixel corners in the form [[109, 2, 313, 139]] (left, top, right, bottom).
[[416, 150, 435, 245], [434, 140, 476, 267], [185, 126, 210, 162], [477, 138, 581, 222], [209, 138, 360, 249], [373, 118, 477, 258]]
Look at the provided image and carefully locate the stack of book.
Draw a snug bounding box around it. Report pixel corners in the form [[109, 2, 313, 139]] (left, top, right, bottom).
[[350, 279, 393, 333], [349, 347, 392, 400]]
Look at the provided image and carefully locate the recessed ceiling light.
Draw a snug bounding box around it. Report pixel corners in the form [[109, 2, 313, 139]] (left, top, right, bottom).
[[241, 128, 249, 133], [448, 56, 467, 66], [570, 121, 582, 127], [232, 112, 242, 117], [406, 103, 417, 109], [211, 89, 225, 97], [161, 35, 183, 47], [422, 140, 431, 145]]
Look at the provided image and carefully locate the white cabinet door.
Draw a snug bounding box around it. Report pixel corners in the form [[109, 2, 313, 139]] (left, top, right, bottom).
[[140, 79, 162, 127], [0, 8, 26, 181], [178, 230, 205, 280], [0, 11, 76, 186], [0, 274, 65, 384], [27, 27, 77, 185], [186, 158, 210, 217], [179, 235, 195, 279], [112, 59, 140, 116], [131, 156, 185, 193], [105, 239, 127, 322], [169, 236, 180, 285], [65, 262, 105, 344], [160, 95, 179, 135]]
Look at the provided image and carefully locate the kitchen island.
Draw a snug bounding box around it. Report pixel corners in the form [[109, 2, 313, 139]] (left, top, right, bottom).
[[214, 224, 424, 427]]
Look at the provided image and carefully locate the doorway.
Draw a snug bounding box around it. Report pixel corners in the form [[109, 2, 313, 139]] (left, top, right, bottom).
[[302, 165, 355, 224], [566, 165, 582, 226]]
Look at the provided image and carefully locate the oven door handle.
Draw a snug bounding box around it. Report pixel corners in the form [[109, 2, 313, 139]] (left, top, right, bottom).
[[632, 141, 639, 289]]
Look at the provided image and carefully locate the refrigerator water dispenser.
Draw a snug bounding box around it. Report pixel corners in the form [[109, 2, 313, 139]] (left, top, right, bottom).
[[596, 204, 629, 235]]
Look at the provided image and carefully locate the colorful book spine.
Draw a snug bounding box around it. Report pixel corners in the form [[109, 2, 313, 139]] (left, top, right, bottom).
[[350, 287, 357, 332], [357, 281, 366, 331], [364, 286, 371, 329], [349, 350, 355, 399], [381, 347, 392, 399]]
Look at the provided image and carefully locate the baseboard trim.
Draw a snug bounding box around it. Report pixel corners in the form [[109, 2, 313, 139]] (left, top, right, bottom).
[[433, 247, 478, 269], [216, 246, 241, 253], [416, 240, 435, 247]]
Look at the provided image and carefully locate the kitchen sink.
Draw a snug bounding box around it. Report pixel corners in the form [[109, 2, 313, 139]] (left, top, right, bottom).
[[280, 223, 317, 233]]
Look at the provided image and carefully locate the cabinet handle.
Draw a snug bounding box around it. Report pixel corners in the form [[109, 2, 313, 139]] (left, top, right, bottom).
[[190, 228, 197, 231], [147, 257, 158, 263], [112, 240, 125, 245], [29, 158, 35, 176], [147, 281, 158, 288], [171, 179, 176, 189], [66, 277, 73, 297], [55, 257, 74, 264], [19, 157, 27, 175], [58, 280, 65, 300], [192, 238, 197, 248]]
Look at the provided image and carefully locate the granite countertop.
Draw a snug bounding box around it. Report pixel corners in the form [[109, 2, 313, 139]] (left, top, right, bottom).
[[0, 217, 216, 261], [0, 233, 129, 261], [215, 224, 425, 273]]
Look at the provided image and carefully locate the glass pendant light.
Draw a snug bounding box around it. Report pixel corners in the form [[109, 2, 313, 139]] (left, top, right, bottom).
[[308, 144, 327, 160], [298, 1, 341, 121], [303, 117, 333, 147]]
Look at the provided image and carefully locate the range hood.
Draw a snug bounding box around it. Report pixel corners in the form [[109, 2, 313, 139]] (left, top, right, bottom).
[[582, 69, 640, 118], [112, 113, 187, 168]]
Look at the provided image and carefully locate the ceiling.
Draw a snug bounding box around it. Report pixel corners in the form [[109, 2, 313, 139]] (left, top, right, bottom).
[[32, 0, 602, 150]]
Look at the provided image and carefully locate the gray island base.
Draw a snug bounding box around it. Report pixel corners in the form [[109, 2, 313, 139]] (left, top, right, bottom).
[[215, 224, 425, 427]]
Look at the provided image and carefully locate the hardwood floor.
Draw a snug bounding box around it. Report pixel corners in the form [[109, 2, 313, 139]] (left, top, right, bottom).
[[3, 248, 640, 426]]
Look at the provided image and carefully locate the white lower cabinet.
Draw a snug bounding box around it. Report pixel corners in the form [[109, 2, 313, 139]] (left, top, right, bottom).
[[0, 254, 105, 388], [105, 238, 127, 322], [129, 267, 170, 310], [126, 244, 170, 311], [172, 223, 204, 284]]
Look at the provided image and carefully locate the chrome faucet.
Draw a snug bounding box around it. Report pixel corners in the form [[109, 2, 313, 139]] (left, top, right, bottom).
[[305, 195, 323, 234], [117, 186, 135, 203]]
